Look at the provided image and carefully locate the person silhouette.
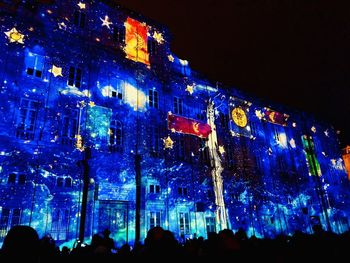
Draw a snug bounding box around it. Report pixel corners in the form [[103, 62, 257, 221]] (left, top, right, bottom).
[[101, 229, 115, 253], [0, 225, 40, 262]]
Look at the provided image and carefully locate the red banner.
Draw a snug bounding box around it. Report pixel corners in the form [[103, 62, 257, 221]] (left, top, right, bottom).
[[168, 113, 212, 138], [264, 108, 289, 126]]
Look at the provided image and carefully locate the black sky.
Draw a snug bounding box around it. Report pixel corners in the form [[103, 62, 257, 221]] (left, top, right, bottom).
[[113, 0, 350, 147]]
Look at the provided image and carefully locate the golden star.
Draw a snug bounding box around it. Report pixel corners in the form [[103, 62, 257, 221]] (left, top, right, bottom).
[[88, 101, 95, 107], [185, 84, 194, 95], [254, 109, 263, 120], [171, 128, 176, 133], [58, 22, 67, 30], [49, 65, 63, 77], [218, 145, 225, 155], [153, 31, 164, 44], [100, 15, 113, 29], [162, 136, 174, 149], [77, 2, 86, 9], [167, 54, 174, 62], [5, 27, 25, 44]]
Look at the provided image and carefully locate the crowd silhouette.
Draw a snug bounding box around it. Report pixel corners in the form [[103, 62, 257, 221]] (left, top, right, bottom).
[[1, 224, 349, 262]]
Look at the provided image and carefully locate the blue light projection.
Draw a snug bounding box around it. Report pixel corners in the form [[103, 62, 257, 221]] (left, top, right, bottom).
[[0, 0, 350, 249]]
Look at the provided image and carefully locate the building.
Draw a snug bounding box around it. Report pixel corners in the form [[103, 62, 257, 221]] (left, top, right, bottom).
[[342, 146, 350, 180], [0, 0, 349, 247]]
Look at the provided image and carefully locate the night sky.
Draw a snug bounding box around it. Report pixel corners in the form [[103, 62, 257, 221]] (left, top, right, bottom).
[[113, 0, 350, 148]]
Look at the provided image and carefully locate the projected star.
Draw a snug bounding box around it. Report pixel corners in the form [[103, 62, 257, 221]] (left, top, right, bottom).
[[162, 136, 174, 149], [5, 27, 25, 44], [185, 84, 194, 95], [58, 22, 67, 30], [77, 2, 86, 9], [153, 31, 164, 44], [100, 15, 113, 29], [49, 65, 63, 77], [218, 145, 225, 155], [167, 54, 174, 62], [254, 109, 263, 120], [88, 101, 95, 107]]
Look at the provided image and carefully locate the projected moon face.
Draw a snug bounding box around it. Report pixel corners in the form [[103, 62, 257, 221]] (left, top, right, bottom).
[[231, 107, 247, 128], [193, 122, 199, 133]]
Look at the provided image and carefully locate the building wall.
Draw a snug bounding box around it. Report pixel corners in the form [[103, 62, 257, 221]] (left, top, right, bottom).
[[0, 0, 349, 247]]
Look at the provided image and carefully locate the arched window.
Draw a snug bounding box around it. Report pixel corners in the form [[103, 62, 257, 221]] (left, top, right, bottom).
[[109, 120, 122, 152]]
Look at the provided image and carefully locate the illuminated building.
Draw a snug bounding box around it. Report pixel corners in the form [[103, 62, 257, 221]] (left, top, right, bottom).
[[342, 146, 350, 180], [0, 0, 349, 247]]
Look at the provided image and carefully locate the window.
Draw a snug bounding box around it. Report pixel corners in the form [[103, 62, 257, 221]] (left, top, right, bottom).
[[16, 98, 39, 140], [0, 208, 10, 239], [148, 38, 157, 55], [56, 177, 64, 187], [273, 127, 280, 142], [26, 52, 44, 78], [7, 173, 16, 184], [64, 177, 72, 188], [148, 89, 159, 108], [149, 184, 160, 194], [51, 208, 70, 241], [176, 137, 185, 160], [109, 120, 122, 152], [0, 208, 22, 240], [149, 211, 161, 229], [179, 212, 190, 235], [178, 187, 188, 196], [18, 174, 25, 185], [11, 209, 21, 227], [226, 145, 234, 169], [255, 155, 262, 171], [250, 121, 257, 136], [206, 217, 216, 234], [173, 97, 183, 115], [61, 109, 78, 145], [199, 139, 210, 164], [113, 25, 125, 45], [196, 111, 206, 121], [68, 66, 82, 88], [73, 10, 85, 29], [149, 126, 160, 156], [220, 112, 229, 129]]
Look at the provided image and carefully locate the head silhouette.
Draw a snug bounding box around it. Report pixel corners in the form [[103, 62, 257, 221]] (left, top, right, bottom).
[[1, 225, 40, 261]]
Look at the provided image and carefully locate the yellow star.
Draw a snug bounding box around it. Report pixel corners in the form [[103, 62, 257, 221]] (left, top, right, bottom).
[[311, 126, 316, 133], [100, 15, 113, 29], [185, 84, 194, 95], [77, 2, 86, 9], [179, 59, 188, 66], [171, 128, 176, 133], [88, 101, 95, 107], [254, 109, 263, 120], [167, 54, 174, 62], [58, 22, 67, 30], [49, 65, 63, 77], [162, 136, 174, 149], [153, 31, 164, 44], [5, 27, 25, 44], [218, 145, 225, 155]]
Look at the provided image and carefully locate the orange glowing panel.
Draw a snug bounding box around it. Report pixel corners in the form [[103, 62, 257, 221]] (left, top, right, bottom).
[[124, 17, 150, 66], [342, 146, 350, 180]]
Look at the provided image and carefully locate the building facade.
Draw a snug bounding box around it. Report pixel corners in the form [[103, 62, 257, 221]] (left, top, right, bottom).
[[0, 0, 349, 247]]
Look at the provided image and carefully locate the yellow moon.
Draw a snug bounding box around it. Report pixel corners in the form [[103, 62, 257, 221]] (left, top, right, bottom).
[[231, 107, 248, 128], [193, 122, 199, 133]]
